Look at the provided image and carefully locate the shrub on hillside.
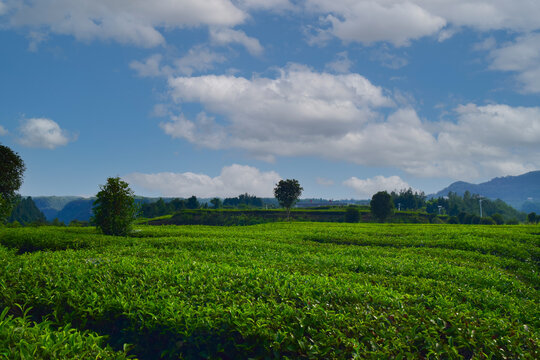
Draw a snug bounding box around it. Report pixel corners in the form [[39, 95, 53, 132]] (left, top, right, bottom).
[[345, 206, 360, 223]]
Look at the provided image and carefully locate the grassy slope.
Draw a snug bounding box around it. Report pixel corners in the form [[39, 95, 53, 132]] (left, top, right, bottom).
[[0, 223, 538, 359]]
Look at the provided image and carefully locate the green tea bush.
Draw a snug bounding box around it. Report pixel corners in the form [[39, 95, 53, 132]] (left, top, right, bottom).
[[0, 223, 538, 359]]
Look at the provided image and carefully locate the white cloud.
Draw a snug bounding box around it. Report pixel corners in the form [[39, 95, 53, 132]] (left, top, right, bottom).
[[308, 1, 446, 46], [27, 31, 48, 52], [124, 164, 281, 197], [236, 0, 294, 12], [5, 0, 246, 47], [162, 65, 540, 180], [130, 47, 227, 78], [488, 33, 540, 93], [344, 175, 412, 198], [325, 51, 352, 73], [174, 46, 228, 75], [160, 112, 226, 149], [0, 125, 8, 136], [305, 1, 540, 46], [17, 118, 75, 149], [130, 54, 169, 77], [210, 27, 263, 56]]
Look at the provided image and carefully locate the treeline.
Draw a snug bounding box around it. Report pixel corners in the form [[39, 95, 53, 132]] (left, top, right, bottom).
[[426, 191, 524, 222], [4, 196, 87, 227], [7, 196, 46, 225], [139, 193, 267, 218], [386, 188, 526, 222], [139, 196, 201, 218]]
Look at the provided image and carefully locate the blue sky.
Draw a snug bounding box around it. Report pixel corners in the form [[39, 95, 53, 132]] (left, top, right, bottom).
[[1, 0, 540, 199]]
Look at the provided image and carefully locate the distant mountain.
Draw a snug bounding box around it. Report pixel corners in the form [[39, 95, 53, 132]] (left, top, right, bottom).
[[56, 198, 95, 224], [8, 196, 46, 225], [433, 171, 540, 212], [33, 196, 84, 220]]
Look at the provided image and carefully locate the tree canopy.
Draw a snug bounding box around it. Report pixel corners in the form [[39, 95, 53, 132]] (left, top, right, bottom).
[[370, 191, 394, 222], [92, 177, 138, 236], [0, 144, 25, 222], [274, 179, 303, 221]]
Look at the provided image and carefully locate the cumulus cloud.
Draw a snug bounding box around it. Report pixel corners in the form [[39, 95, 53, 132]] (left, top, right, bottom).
[[17, 118, 75, 149], [175, 46, 228, 75], [307, 0, 446, 46], [325, 51, 353, 73], [210, 28, 264, 56], [4, 0, 246, 47], [160, 112, 226, 149], [124, 164, 281, 197], [344, 175, 412, 198], [487, 33, 540, 93], [130, 47, 227, 78], [130, 54, 169, 77], [0, 125, 8, 136], [305, 0, 540, 46], [236, 0, 294, 12], [167, 64, 392, 140], [162, 65, 540, 180]]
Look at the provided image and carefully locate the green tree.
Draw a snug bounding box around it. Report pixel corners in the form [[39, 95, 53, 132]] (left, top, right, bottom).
[[8, 196, 46, 225], [210, 198, 222, 209], [480, 217, 496, 225], [0, 144, 26, 223], [92, 177, 138, 236], [447, 216, 459, 224], [186, 196, 200, 209], [345, 206, 360, 223], [370, 191, 394, 222], [527, 212, 537, 224], [274, 179, 303, 221], [491, 213, 504, 225]]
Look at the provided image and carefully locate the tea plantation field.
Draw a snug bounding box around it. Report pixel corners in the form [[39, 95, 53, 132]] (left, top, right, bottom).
[[1, 223, 539, 359]]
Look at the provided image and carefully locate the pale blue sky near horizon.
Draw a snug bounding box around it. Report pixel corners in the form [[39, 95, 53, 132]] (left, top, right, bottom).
[[1, 1, 539, 199]]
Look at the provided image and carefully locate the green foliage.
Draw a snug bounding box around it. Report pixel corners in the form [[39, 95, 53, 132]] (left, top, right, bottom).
[[370, 191, 394, 222], [391, 188, 426, 210], [8, 196, 46, 225], [0, 144, 25, 223], [528, 212, 538, 224], [186, 195, 200, 209], [480, 217, 496, 225], [344, 206, 360, 223], [210, 197, 222, 209], [0, 224, 538, 359], [274, 179, 303, 221], [491, 213, 505, 225], [447, 216, 459, 224], [92, 177, 138, 236], [223, 193, 263, 208], [428, 191, 525, 221], [139, 197, 187, 218], [0, 307, 131, 359]]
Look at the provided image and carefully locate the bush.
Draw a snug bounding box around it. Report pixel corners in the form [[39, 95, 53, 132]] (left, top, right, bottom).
[[92, 177, 138, 236], [479, 217, 496, 225], [370, 191, 394, 222], [344, 206, 360, 223], [430, 216, 444, 224], [447, 216, 459, 224], [506, 219, 519, 225], [491, 213, 504, 225]]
